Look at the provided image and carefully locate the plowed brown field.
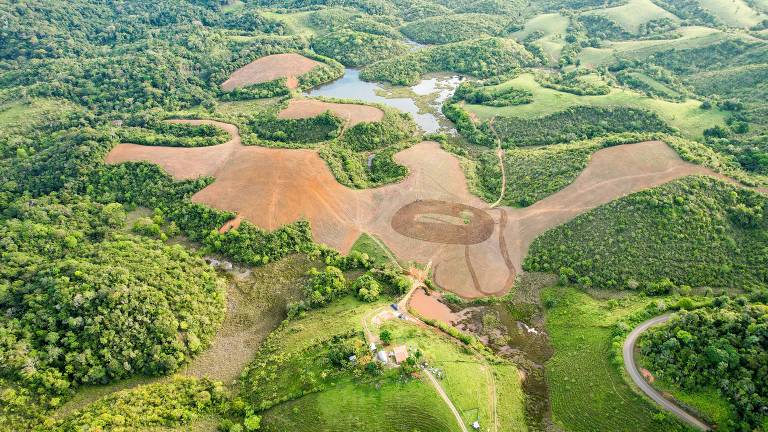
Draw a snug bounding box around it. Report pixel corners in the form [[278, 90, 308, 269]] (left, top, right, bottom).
[[220, 53, 321, 91], [278, 99, 384, 126], [106, 120, 756, 298]]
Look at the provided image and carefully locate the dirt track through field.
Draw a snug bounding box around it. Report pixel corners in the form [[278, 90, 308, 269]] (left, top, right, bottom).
[[106, 120, 761, 298], [279, 99, 384, 126], [221, 53, 321, 91]]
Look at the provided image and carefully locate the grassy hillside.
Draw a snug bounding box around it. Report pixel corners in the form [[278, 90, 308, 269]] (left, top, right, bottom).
[[696, 0, 766, 27], [543, 286, 690, 432], [511, 13, 569, 63], [585, 0, 679, 33], [525, 176, 768, 291], [464, 73, 726, 137]]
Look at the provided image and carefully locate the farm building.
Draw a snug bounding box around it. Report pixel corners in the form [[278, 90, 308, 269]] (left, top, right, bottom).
[[392, 345, 408, 364]]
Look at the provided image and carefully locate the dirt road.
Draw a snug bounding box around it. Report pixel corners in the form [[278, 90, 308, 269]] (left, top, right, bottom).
[[424, 368, 470, 432], [623, 314, 710, 431]]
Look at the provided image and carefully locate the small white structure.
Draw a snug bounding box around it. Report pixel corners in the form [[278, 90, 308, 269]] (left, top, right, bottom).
[[369, 342, 377, 352], [348, 355, 357, 363], [376, 350, 388, 364], [472, 421, 480, 430]]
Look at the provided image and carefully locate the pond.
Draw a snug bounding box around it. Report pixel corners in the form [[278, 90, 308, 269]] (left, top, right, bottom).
[[305, 68, 462, 134]]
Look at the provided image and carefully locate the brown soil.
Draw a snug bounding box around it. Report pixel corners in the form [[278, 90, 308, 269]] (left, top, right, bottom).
[[410, 288, 459, 324], [391, 200, 494, 244], [220, 53, 321, 91], [219, 214, 243, 233], [106, 121, 759, 298], [278, 99, 384, 126]]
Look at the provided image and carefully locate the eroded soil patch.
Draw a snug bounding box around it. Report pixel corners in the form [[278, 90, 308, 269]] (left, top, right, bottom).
[[221, 53, 321, 91], [278, 99, 384, 126], [106, 120, 752, 298]]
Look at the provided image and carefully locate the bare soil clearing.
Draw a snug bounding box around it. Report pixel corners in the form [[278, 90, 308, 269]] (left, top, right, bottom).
[[107, 121, 754, 298], [278, 99, 384, 126], [220, 53, 321, 91], [410, 287, 459, 324]]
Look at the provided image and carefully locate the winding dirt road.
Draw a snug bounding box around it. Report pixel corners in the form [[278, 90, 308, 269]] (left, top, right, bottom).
[[623, 314, 710, 431]]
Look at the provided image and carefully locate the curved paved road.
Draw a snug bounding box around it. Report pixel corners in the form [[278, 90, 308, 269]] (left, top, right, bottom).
[[623, 314, 710, 431]]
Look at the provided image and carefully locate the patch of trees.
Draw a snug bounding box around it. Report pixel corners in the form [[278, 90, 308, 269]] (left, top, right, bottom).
[[535, 71, 611, 95], [647, 0, 719, 26], [56, 377, 228, 430], [641, 300, 768, 429], [492, 106, 673, 147], [392, 0, 452, 21], [311, 30, 410, 67], [646, 39, 768, 76], [441, 102, 496, 147], [524, 176, 768, 290], [478, 133, 669, 207], [308, 8, 402, 38], [0, 195, 226, 400], [85, 162, 316, 266], [400, 14, 510, 44], [579, 15, 633, 41], [453, 81, 533, 106], [117, 121, 231, 147], [248, 111, 342, 145], [361, 37, 537, 85]]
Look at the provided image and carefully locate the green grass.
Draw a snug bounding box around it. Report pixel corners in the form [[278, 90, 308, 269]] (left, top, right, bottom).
[[350, 233, 399, 268], [261, 10, 319, 37], [543, 286, 689, 432], [644, 380, 737, 429], [378, 320, 528, 431], [214, 98, 282, 116], [585, 0, 679, 33], [260, 376, 463, 432], [512, 13, 569, 64], [0, 98, 81, 133], [464, 73, 727, 138], [621, 71, 683, 98], [696, 0, 766, 27], [578, 26, 729, 66]]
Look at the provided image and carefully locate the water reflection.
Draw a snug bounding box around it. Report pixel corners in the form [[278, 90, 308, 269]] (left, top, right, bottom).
[[305, 68, 461, 134]]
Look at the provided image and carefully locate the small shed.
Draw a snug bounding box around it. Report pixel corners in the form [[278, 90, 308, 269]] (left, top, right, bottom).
[[369, 342, 377, 352], [393, 345, 408, 364], [348, 355, 357, 363], [376, 350, 388, 364]]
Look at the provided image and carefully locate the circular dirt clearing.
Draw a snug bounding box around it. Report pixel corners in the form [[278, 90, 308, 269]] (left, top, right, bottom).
[[391, 200, 494, 245]]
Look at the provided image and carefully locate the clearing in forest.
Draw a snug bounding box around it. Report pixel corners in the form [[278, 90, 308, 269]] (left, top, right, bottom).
[[220, 53, 321, 90], [278, 98, 384, 126], [105, 120, 747, 298]]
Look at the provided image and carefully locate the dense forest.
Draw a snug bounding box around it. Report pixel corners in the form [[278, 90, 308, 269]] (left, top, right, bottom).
[[641, 300, 768, 430], [525, 177, 768, 291]]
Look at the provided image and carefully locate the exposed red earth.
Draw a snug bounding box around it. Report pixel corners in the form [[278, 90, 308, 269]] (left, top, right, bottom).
[[106, 120, 756, 298], [220, 53, 321, 91], [278, 99, 384, 126]]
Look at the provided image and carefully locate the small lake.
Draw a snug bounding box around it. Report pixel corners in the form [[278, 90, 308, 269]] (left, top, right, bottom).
[[306, 68, 462, 134]]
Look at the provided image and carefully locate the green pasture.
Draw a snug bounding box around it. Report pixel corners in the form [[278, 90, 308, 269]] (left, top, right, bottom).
[[378, 320, 528, 431], [543, 287, 689, 432], [351, 233, 400, 268], [585, 0, 679, 33], [512, 13, 569, 63], [578, 26, 729, 66], [260, 376, 463, 432], [696, 0, 766, 27], [464, 74, 726, 137]]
